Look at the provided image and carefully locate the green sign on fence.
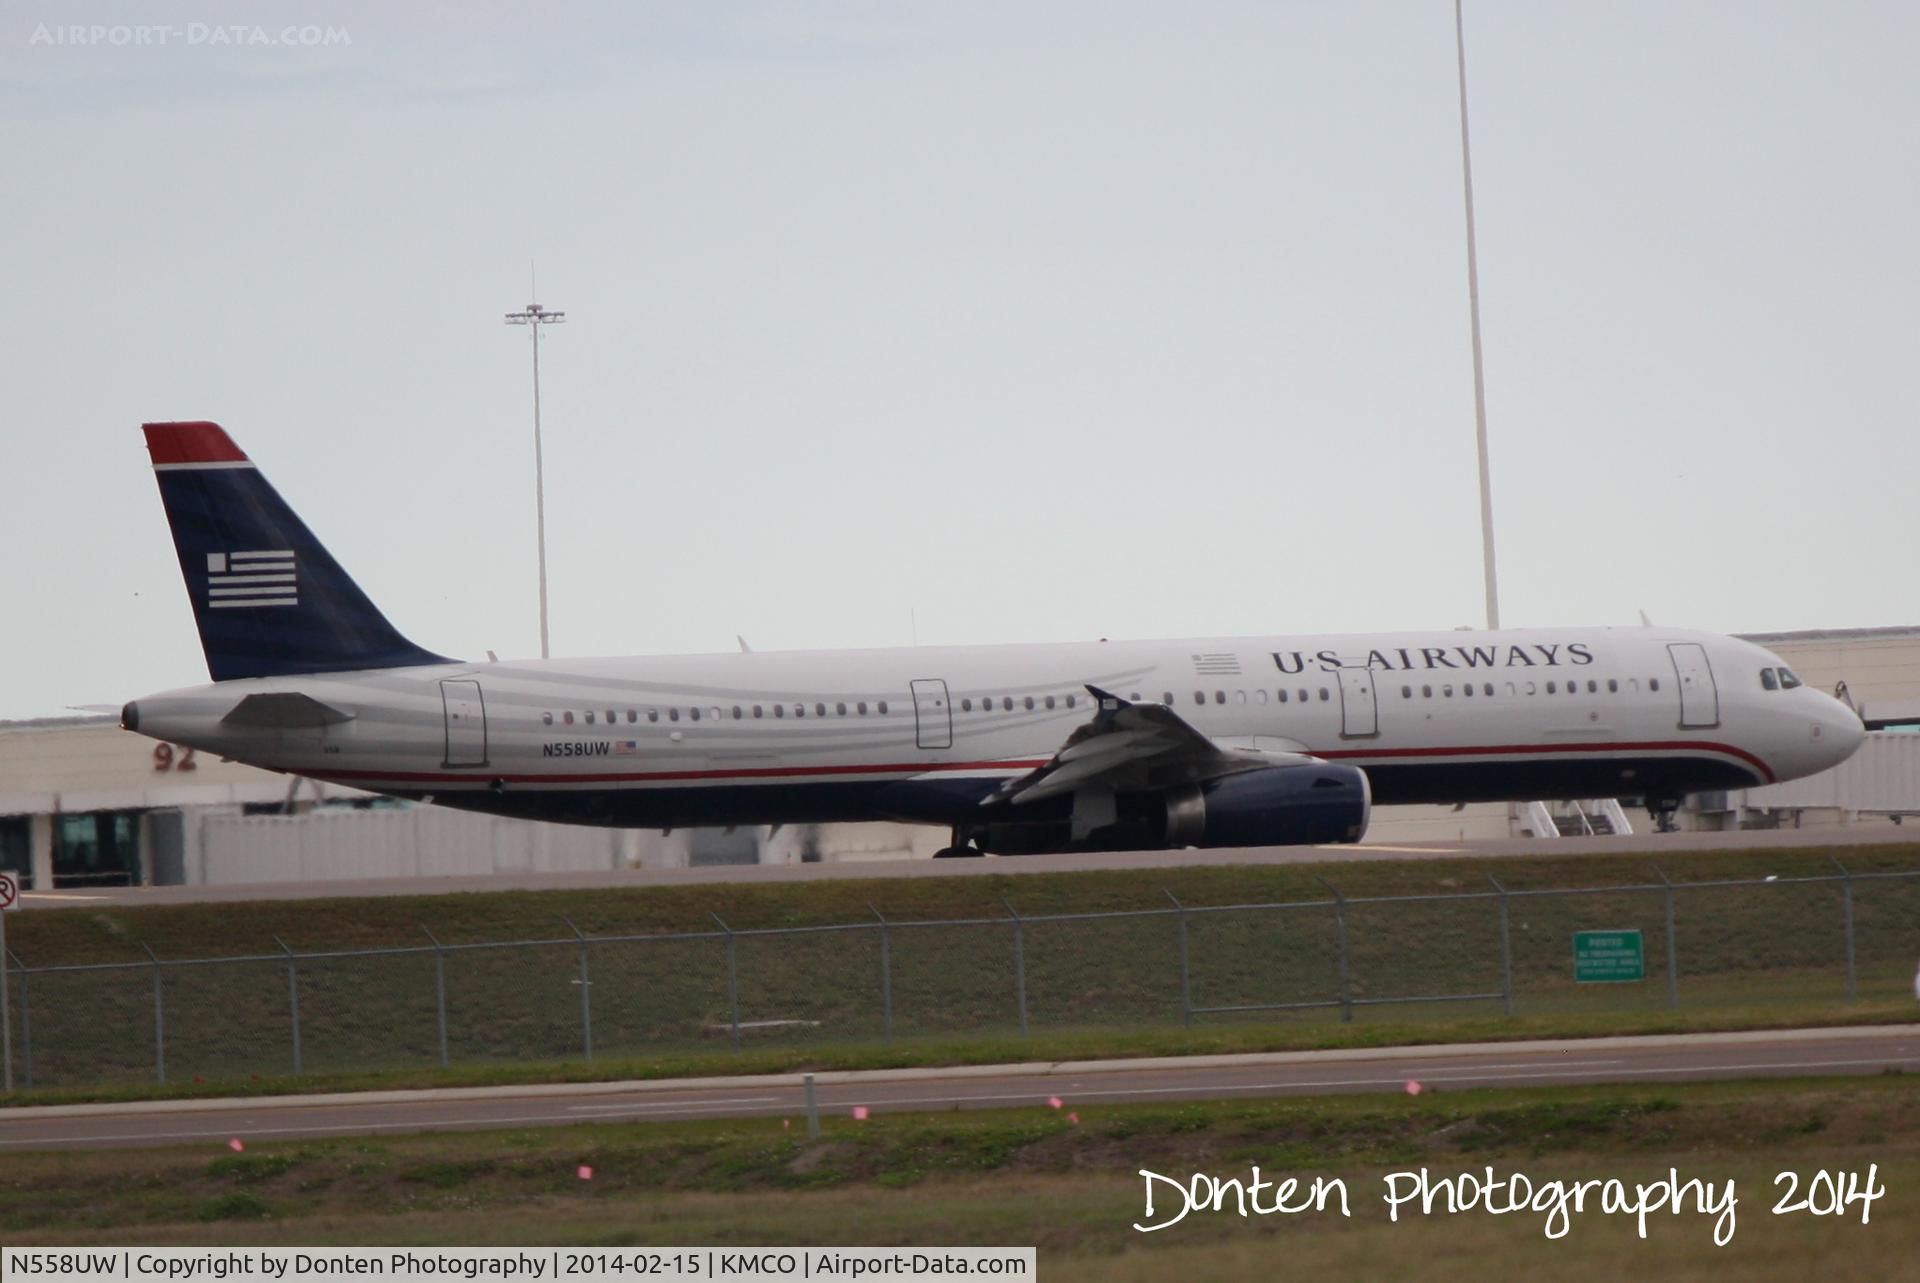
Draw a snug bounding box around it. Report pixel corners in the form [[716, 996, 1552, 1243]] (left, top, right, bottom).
[[1573, 929, 1645, 983]]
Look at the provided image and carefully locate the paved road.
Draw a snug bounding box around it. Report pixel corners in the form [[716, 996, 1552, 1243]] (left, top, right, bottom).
[[4, 1026, 1914, 1152], [20, 826, 1916, 910]]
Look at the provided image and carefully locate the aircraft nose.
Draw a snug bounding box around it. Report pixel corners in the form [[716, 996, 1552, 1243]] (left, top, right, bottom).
[[1817, 699, 1867, 767]]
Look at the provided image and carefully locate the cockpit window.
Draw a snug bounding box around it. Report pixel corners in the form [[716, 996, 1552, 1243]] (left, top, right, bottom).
[[1760, 668, 1779, 691], [1778, 667, 1803, 689]]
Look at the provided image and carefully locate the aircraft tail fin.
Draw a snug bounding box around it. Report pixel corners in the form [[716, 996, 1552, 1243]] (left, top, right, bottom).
[[143, 421, 455, 681]]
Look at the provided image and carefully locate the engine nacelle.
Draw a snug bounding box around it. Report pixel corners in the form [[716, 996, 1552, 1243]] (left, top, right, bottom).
[[1163, 764, 1371, 848], [972, 764, 1372, 853]]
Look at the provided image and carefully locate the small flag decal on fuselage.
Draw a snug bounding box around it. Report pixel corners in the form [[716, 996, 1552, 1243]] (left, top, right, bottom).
[[206, 550, 297, 609]]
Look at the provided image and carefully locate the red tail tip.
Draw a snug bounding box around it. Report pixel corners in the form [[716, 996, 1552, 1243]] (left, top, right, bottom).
[[143, 421, 249, 466]]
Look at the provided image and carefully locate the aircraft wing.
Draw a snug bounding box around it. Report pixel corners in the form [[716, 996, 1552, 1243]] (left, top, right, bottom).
[[986, 685, 1318, 806]]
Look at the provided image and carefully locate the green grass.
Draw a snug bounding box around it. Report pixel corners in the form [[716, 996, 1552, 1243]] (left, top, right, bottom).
[[4, 1075, 1919, 1283], [6, 843, 1918, 1100]]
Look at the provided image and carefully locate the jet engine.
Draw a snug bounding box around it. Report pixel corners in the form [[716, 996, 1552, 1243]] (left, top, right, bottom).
[[974, 764, 1371, 853]]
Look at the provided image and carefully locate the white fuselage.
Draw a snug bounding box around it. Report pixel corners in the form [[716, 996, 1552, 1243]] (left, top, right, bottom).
[[125, 625, 1865, 838]]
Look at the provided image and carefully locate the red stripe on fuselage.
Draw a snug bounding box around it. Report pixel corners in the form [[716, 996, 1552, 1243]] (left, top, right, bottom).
[[143, 421, 250, 466], [1317, 739, 1776, 783], [310, 757, 1054, 786], [305, 740, 1773, 788]]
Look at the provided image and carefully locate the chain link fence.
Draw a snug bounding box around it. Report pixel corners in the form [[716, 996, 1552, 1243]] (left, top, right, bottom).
[[5, 864, 1918, 1090]]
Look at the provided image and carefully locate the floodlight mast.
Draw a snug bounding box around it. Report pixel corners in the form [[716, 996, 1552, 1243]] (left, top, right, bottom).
[[1455, 0, 1500, 631], [504, 298, 565, 658]]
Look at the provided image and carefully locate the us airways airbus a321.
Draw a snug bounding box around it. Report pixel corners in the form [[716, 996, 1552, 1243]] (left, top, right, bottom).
[[121, 422, 1866, 856]]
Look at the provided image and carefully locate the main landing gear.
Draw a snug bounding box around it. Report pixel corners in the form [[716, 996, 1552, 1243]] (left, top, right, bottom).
[[932, 826, 986, 859]]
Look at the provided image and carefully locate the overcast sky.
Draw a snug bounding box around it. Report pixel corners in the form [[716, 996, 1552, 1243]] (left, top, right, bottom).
[[1, 1, 1914, 719]]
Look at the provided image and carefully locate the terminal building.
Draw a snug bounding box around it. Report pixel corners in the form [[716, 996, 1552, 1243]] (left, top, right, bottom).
[[3, 627, 1917, 890]]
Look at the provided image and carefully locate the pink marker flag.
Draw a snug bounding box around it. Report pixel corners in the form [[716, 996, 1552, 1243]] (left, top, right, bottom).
[[1047, 1096, 1064, 1110], [227, 1138, 245, 1152], [1067, 1112, 1080, 1125], [1405, 1080, 1423, 1096], [852, 1106, 870, 1120], [782, 1119, 791, 1130], [577, 1165, 594, 1181]]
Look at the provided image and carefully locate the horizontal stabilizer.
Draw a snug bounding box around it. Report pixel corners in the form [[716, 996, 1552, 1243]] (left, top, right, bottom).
[[221, 692, 355, 728]]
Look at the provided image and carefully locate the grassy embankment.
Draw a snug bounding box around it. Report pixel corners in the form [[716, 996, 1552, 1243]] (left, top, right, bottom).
[[4, 1075, 1918, 1281], [5, 843, 1917, 1105]]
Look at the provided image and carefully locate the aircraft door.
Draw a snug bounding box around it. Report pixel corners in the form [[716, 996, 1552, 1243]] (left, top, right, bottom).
[[441, 679, 489, 767], [1337, 665, 1378, 738], [910, 679, 953, 750], [1667, 643, 1720, 728]]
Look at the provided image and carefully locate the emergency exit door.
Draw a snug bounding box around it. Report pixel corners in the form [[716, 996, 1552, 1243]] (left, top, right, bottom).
[[441, 679, 489, 767]]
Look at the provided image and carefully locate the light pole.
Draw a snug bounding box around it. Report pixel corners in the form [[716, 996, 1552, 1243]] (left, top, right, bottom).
[[505, 296, 565, 658], [1455, 0, 1500, 630]]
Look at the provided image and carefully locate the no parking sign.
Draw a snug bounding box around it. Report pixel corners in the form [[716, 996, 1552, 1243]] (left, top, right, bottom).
[[0, 871, 19, 911]]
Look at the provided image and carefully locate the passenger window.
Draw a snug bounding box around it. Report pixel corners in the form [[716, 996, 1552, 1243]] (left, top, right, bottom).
[[1650, 678, 1661, 692], [648, 709, 660, 723], [1546, 681, 1557, 694], [1003, 696, 1014, 711], [1298, 689, 1310, 703], [1066, 694, 1077, 709], [858, 701, 869, 715], [1463, 683, 1473, 697], [1194, 691, 1206, 706], [606, 709, 615, 724], [1402, 686, 1412, 699], [1422, 685, 1432, 698], [1506, 682, 1517, 696], [1045, 694, 1056, 710], [1025, 696, 1036, 711], [1443, 684, 1454, 697], [1525, 681, 1537, 695], [1483, 683, 1493, 696], [794, 704, 805, 718], [753, 705, 764, 718], [564, 711, 574, 724], [1779, 668, 1803, 689], [1629, 678, 1640, 692], [1255, 689, 1268, 704], [809, 703, 822, 717], [542, 712, 554, 725], [1214, 691, 1226, 705], [961, 698, 972, 712], [1162, 692, 1174, 705], [1586, 680, 1597, 694], [1607, 679, 1618, 694], [733, 706, 744, 719], [878, 701, 889, 714], [1318, 688, 1330, 702], [774, 705, 785, 718], [585, 711, 596, 725], [1278, 689, 1290, 703], [836, 702, 847, 716]]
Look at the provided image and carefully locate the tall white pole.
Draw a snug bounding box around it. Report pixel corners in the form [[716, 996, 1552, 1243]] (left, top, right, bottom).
[[506, 294, 565, 659], [531, 321, 548, 660], [1455, 0, 1501, 631]]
